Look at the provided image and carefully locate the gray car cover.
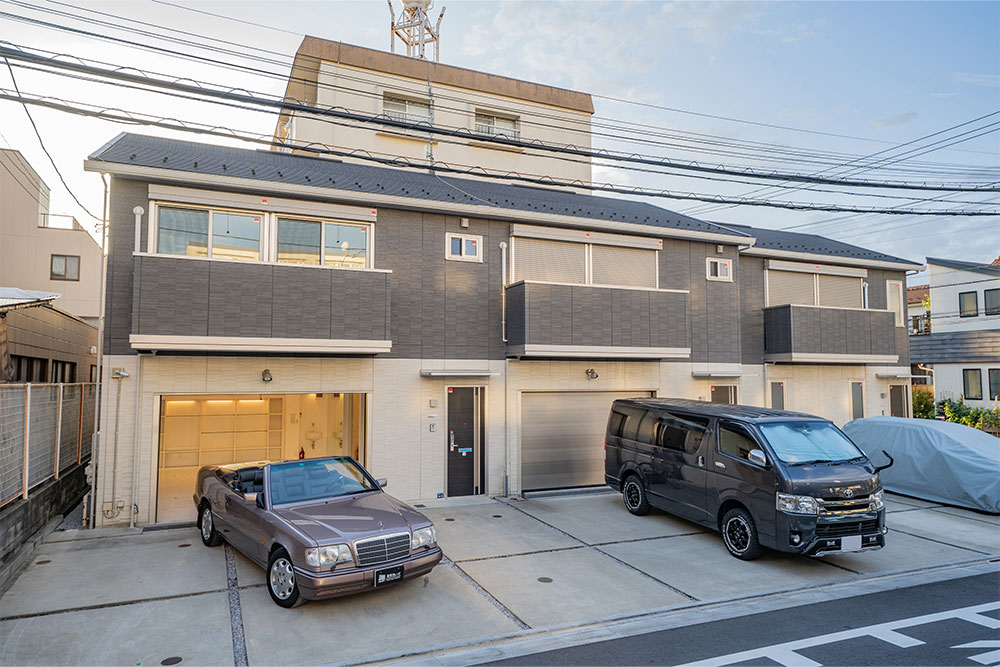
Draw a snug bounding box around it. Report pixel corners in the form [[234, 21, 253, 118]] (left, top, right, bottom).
[[843, 417, 1000, 514]]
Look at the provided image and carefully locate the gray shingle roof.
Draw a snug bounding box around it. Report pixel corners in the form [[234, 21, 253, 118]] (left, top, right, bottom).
[[909, 330, 1000, 364], [88, 133, 747, 238], [927, 257, 1000, 277], [720, 222, 921, 267]]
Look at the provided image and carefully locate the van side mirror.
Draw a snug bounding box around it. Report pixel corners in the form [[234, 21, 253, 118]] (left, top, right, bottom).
[[256, 491, 265, 509], [376, 478, 388, 488], [747, 449, 767, 467]]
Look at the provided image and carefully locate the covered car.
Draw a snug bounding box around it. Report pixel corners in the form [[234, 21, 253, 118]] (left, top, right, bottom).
[[843, 417, 1000, 514]]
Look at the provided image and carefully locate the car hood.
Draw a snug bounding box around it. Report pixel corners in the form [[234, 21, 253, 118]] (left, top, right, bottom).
[[273, 492, 431, 544], [781, 461, 879, 498]]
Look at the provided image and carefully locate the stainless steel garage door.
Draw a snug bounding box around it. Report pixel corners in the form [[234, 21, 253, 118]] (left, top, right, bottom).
[[520, 391, 653, 491]]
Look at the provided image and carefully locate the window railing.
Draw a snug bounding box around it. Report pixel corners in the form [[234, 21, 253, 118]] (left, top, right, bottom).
[[910, 313, 931, 335], [475, 122, 520, 140], [385, 109, 431, 125]]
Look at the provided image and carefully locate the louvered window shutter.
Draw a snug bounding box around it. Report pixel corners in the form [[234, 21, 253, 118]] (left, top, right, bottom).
[[767, 270, 815, 306], [513, 238, 586, 283], [591, 245, 657, 288], [817, 275, 863, 308]]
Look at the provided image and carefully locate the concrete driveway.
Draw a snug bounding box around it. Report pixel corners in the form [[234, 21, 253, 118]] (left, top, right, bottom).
[[1, 491, 997, 666]]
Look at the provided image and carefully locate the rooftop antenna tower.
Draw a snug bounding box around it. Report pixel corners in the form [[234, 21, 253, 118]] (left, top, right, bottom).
[[388, 0, 445, 62]]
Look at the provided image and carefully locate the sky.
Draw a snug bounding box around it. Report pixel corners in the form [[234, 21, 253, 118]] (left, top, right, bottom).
[[1, 0, 997, 273]]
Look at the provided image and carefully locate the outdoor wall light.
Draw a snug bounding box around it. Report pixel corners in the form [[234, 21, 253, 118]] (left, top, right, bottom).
[[585, 368, 599, 380], [261, 369, 273, 383]]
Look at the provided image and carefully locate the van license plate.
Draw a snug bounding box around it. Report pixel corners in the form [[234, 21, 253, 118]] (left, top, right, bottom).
[[841, 535, 862, 551], [374, 565, 404, 587]]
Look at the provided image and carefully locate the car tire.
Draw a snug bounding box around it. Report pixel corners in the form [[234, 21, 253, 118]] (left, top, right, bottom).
[[721, 507, 763, 561], [198, 502, 223, 547], [267, 548, 306, 608], [622, 475, 650, 516]]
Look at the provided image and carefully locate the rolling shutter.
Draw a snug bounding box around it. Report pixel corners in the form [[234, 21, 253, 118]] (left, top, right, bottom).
[[767, 270, 815, 306], [513, 237, 586, 284], [818, 275, 863, 308], [591, 245, 657, 288]]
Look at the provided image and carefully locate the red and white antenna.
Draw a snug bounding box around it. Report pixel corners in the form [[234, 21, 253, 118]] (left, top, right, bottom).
[[388, 0, 445, 62]]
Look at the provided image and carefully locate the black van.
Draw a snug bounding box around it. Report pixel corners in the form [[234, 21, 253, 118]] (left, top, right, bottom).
[[604, 398, 888, 560]]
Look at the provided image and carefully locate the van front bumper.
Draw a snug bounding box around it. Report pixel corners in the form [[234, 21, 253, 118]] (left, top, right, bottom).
[[775, 510, 886, 556], [293, 547, 443, 600]]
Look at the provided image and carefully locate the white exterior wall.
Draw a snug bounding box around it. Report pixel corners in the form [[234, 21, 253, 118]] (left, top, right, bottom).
[[94, 354, 910, 526], [933, 363, 1000, 407], [928, 264, 1000, 333]]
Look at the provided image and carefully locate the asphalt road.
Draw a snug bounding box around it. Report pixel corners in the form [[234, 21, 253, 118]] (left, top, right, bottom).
[[483, 570, 1000, 666]]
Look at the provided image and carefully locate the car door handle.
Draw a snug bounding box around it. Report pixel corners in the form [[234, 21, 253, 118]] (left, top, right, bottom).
[[225, 497, 231, 507], [696, 455, 705, 467], [714, 461, 726, 470]]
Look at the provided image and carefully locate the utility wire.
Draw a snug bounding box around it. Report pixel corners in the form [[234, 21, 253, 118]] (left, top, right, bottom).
[[3, 57, 101, 220]]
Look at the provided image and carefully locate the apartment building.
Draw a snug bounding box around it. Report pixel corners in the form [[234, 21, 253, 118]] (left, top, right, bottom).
[[910, 257, 1000, 407], [0, 149, 103, 325]]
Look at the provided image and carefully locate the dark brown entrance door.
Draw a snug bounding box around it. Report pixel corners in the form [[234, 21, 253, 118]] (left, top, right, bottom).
[[447, 387, 484, 497], [889, 385, 907, 417]]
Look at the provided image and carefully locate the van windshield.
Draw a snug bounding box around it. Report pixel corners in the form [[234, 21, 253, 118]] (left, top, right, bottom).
[[758, 421, 865, 465]]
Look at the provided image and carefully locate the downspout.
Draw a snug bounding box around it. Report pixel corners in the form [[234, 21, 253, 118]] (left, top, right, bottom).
[[103, 367, 128, 519], [499, 241, 510, 497], [89, 173, 109, 528]]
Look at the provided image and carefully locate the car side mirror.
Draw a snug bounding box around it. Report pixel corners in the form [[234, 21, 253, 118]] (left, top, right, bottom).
[[243, 492, 258, 505], [255, 492, 265, 509], [376, 478, 388, 488], [747, 449, 767, 467]]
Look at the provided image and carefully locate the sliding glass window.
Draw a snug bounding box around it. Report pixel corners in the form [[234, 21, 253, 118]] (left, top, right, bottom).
[[277, 218, 322, 265], [277, 217, 368, 267], [324, 222, 367, 268], [157, 206, 261, 260], [212, 212, 261, 261], [158, 207, 209, 257]]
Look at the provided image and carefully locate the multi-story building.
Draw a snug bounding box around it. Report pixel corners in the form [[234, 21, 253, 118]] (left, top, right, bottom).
[[910, 257, 1000, 407], [0, 149, 103, 325]]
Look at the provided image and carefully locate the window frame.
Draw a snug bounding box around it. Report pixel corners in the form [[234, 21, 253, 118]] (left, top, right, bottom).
[[510, 236, 660, 290], [959, 291, 979, 318], [706, 257, 733, 282], [445, 232, 484, 263], [963, 368, 983, 400], [885, 279, 905, 326], [383, 94, 431, 124], [989, 369, 1000, 401], [50, 254, 80, 281], [274, 214, 372, 269], [474, 110, 521, 140], [984, 288, 1000, 316], [153, 203, 264, 262], [717, 421, 763, 465]]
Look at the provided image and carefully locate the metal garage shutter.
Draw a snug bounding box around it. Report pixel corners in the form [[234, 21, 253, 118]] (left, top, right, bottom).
[[767, 270, 815, 306], [521, 391, 652, 491], [591, 245, 657, 288], [818, 274, 863, 308], [513, 237, 586, 284]]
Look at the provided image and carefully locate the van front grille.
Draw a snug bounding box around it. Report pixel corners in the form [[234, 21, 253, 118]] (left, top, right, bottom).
[[818, 496, 873, 516], [816, 520, 879, 537], [354, 532, 411, 567]]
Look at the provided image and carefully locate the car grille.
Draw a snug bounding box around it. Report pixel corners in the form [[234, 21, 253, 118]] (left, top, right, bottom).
[[816, 520, 879, 537], [354, 532, 411, 567], [818, 495, 874, 516]]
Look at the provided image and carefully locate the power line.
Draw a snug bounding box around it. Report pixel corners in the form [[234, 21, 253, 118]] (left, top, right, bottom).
[[3, 57, 100, 220], [3, 87, 999, 218], [0, 149, 44, 206]]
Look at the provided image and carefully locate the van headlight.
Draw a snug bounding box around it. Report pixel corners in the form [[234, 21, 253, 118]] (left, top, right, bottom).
[[411, 526, 436, 550], [305, 544, 353, 567], [776, 493, 818, 515], [872, 489, 885, 510]]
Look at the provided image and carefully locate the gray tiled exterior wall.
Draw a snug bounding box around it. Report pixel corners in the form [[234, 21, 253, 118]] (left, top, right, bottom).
[[764, 305, 898, 358]]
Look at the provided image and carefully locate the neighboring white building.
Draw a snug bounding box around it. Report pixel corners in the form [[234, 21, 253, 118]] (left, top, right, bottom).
[[910, 256, 1000, 407], [0, 149, 103, 325]]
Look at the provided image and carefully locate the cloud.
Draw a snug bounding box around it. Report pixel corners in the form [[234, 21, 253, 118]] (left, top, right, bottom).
[[873, 111, 919, 129], [953, 72, 1000, 87]]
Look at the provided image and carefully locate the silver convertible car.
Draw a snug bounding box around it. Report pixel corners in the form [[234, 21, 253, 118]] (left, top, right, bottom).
[[194, 457, 442, 607]]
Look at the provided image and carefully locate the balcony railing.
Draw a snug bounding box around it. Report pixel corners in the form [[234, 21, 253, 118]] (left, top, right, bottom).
[[505, 281, 690, 358], [385, 109, 431, 125], [474, 123, 521, 141], [763, 304, 897, 363]]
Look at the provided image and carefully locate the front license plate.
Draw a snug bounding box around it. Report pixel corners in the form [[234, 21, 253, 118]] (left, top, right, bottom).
[[374, 565, 404, 587], [841, 535, 863, 551]]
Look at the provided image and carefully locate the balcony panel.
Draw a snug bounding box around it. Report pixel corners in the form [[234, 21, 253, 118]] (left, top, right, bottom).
[[764, 304, 897, 363], [506, 281, 690, 358], [131, 255, 390, 353]]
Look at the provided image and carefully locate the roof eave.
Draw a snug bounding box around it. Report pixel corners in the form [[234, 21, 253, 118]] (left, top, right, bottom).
[[741, 246, 923, 272]]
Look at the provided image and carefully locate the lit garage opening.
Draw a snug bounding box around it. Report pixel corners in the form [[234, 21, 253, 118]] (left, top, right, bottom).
[[156, 392, 367, 524], [520, 391, 653, 491]]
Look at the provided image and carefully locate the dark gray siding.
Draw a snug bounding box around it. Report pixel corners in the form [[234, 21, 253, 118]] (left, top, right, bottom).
[[764, 305, 897, 358], [506, 282, 688, 351], [105, 177, 148, 356], [133, 255, 389, 341], [6, 307, 98, 379], [867, 268, 909, 364], [739, 256, 766, 364]]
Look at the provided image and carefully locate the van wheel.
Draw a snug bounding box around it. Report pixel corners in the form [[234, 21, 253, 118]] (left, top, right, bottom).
[[622, 476, 650, 516], [721, 508, 762, 561]]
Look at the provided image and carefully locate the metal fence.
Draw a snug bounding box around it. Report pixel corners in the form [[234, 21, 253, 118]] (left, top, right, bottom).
[[0, 383, 96, 508]]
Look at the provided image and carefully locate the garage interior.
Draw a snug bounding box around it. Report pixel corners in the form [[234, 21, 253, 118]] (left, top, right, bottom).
[[155, 392, 366, 523]]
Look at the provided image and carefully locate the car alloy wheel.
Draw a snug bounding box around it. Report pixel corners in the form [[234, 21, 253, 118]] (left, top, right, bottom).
[[724, 515, 751, 554], [269, 557, 295, 600], [624, 480, 642, 510], [720, 507, 762, 560], [200, 507, 213, 542]]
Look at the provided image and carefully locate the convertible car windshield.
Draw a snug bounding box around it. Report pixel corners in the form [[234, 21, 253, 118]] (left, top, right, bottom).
[[758, 421, 865, 465], [269, 458, 378, 505]]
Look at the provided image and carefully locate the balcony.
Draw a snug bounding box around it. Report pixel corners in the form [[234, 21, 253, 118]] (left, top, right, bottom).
[[763, 304, 897, 364], [129, 254, 391, 354], [505, 281, 690, 358]]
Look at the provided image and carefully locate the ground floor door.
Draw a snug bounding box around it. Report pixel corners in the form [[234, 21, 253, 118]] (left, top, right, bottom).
[[447, 386, 484, 497], [889, 384, 908, 417], [520, 390, 653, 491], [156, 392, 366, 523]]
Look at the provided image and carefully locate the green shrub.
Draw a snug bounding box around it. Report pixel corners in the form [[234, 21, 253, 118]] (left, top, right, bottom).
[[936, 398, 1000, 431], [913, 391, 935, 419]]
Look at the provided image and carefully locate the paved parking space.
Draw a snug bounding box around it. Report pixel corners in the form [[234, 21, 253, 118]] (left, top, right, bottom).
[[1, 490, 996, 666]]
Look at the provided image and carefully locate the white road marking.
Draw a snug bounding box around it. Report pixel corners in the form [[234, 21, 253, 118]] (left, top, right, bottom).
[[677, 601, 1000, 667], [952, 640, 1000, 666]]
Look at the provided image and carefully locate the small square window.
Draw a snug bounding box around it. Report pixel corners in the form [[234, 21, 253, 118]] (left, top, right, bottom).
[[959, 291, 978, 317], [446, 233, 482, 263], [963, 368, 983, 400], [51, 254, 80, 281], [706, 258, 732, 282]]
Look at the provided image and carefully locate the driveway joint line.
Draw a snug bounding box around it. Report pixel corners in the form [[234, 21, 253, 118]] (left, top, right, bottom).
[[442, 555, 531, 631], [589, 530, 710, 547], [0, 587, 228, 621], [496, 497, 700, 601], [928, 507, 1000, 526], [224, 544, 249, 667], [889, 527, 992, 555], [453, 545, 583, 563]]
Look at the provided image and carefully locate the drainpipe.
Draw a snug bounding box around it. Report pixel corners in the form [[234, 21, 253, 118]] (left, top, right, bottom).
[[129, 353, 143, 527], [89, 173, 109, 528], [103, 367, 129, 519], [500, 241, 510, 496], [499, 242, 508, 342]]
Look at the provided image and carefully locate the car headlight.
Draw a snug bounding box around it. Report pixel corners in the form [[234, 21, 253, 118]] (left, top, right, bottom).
[[872, 489, 885, 510], [776, 493, 818, 515], [411, 526, 436, 550], [305, 544, 353, 568]]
